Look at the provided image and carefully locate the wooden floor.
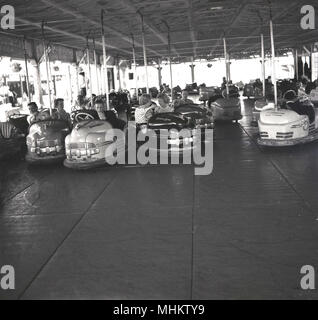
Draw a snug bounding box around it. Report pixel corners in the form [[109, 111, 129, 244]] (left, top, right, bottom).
[[1, 98, 318, 300]]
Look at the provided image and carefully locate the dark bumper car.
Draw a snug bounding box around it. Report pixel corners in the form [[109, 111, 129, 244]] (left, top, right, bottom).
[[0, 117, 27, 161], [211, 87, 242, 122]]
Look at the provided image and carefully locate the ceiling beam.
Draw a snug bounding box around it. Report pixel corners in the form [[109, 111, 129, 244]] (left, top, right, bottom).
[[115, 0, 179, 56], [186, 0, 197, 57], [210, 0, 249, 56], [15, 16, 133, 56], [40, 0, 161, 57], [230, 1, 301, 52]]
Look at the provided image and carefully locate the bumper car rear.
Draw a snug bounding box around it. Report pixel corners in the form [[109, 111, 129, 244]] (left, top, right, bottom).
[[212, 100, 242, 122]]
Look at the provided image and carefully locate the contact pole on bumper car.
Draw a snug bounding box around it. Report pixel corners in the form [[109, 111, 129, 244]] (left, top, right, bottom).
[[23, 37, 31, 103], [140, 13, 150, 94], [93, 38, 100, 96], [86, 36, 94, 108], [131, 34, 138, 98], [261, 33, 266, 97], [295, 49, 299, 81], [41, 21, 52, 116], [168, 28, 173, 96], [223, 37, 230, 96], [269, 14, 278, 109], [101, 9, 110, 110]]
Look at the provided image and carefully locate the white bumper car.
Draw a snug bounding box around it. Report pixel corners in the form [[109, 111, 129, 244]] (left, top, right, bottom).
[[252, 90, 298, 126], [258, 99, 318, 147], [64, 119, 127, 170]]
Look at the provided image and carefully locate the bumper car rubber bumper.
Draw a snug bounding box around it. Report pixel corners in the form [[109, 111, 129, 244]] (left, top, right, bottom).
[[25, 153, 66, 165], [257, 130, 318, 147], [64, 158, 108, 170]]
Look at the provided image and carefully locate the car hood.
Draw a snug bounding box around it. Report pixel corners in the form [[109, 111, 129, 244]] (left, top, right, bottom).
[[148, 113, 189, 130], [68, 120, 113, 141], [213, 98, 241, 109], [174, 104, 210, 119], [260, 109, 305, 125], [27, 120, 70, 142]]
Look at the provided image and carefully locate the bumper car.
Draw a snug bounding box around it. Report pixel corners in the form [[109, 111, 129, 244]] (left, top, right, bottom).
[[210, 86, 242, 122], [243, 81, 263, 99], [64, 117, 127, 170], [236, 81, 245, 91], [0, 118, 27, 161], [251, 89, 296, 126], [199, 86, 221, 102], [174, 104, 214, 131], [185, 83, 199, 95], [26, 118, 71, 164], [144, 105, 214, 154], [146, 113, 199, 154], [258, 98, 318, 147], [243, 83, 255, 99]]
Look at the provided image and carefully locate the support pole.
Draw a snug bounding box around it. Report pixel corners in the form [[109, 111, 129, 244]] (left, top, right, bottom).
[[223, 37, 229, 96], [117, 58, 122, 90], [190, 56, 195, 83], [72, 49, 80, 97], [269, 18, 278, 108], [23, 38, 31, 102], [167, 24, 173, 96], [295, 49, 299, 81], [42, 22, 52, 115], [68, 65, 73, 105], [261, 33, 266, 97], [19, 75, 24, 100], [140, 14, 149, 94], [157, 58, 162, 88], [86, 37, 93, 107], [132, 34, 138, 97], [101, 10, 110, 110], [93, 38, 100, 95]]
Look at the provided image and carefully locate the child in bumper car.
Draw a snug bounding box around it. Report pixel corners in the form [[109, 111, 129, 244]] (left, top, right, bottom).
[[27, 102, 41, 125], [134, 94, 157, 125], [155, 93, 174, 114]]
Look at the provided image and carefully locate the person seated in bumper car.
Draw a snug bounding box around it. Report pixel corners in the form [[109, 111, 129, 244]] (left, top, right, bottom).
[[135, 94, 157, 125], [298, 78, 309, 99], [72, 95, 87, 111], [54, 98, 71, 127], [173, 90, 194, 107], [27, 102, 41, 125], [94, 99, 127, 131], [155, 93, 174, 114], [221, 77, 228, 91]]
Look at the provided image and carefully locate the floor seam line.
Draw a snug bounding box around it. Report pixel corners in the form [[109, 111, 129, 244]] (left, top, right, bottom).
[[190, 170, 195, 300], [1, 168, 57, 206], [17, 172, 119, 300]]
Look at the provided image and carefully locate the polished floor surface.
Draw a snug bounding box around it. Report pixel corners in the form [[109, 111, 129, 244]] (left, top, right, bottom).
[[1, 98, 318, 300]]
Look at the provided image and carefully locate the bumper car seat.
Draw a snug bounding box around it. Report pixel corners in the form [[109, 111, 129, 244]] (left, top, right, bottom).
[[288, 100, 315, 124]]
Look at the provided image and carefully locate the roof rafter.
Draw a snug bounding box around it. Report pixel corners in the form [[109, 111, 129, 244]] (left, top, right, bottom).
[[115, 0, 179, 56], [210, 0, 249, 57], [40, 0, 161, 57]]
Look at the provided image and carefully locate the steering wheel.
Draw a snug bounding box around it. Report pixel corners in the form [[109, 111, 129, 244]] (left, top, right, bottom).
[[74, 112, 95, 123], [283, 90, 297, 101]]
